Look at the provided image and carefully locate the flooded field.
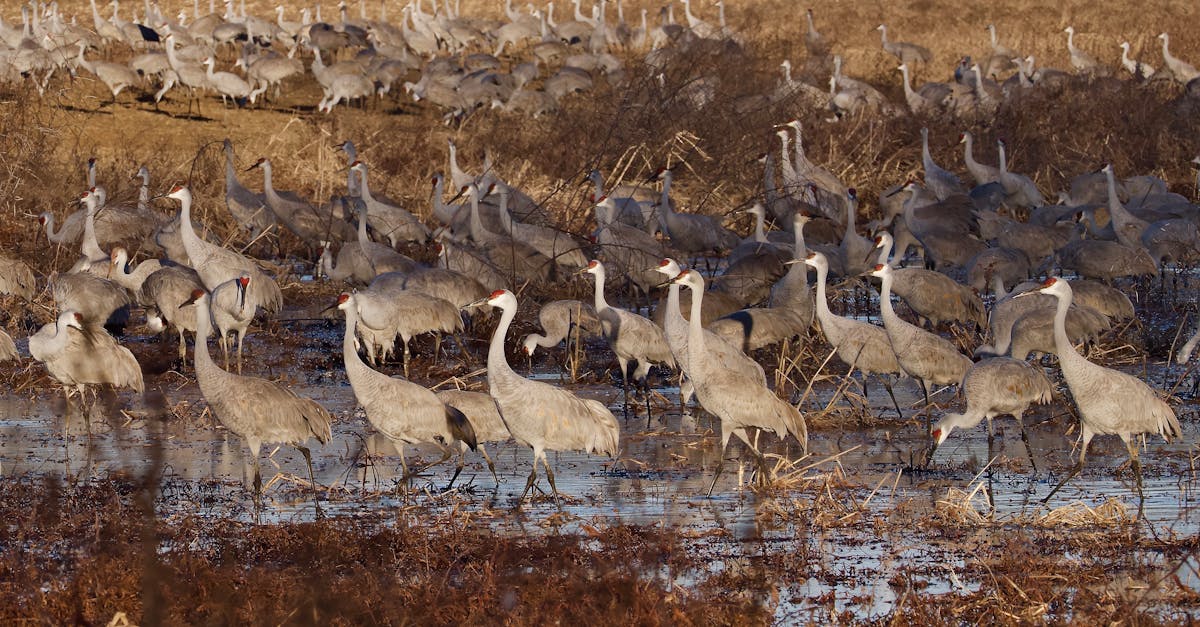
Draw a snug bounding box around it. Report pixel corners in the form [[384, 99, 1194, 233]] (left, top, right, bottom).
[[3, 289, 1200, 622]]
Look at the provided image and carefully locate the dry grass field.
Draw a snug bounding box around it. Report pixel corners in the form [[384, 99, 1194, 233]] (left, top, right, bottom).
[[2, 0, 1200, 624]]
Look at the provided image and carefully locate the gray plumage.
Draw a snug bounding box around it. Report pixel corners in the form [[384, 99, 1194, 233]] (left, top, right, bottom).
[[653, 168, 739, 254], [672, 269, 807, 494], [1056, 239, 1157, 283], [930, 357, 1054, 450], [223, 139, 274, 237], [167, 185, 283, 314], [874, 232, 985, 328], [1030, 278, 1180, 475], [51, 271, 131, 329], [804, 252, 902, 377], [29, 311, 144, 398], [350, 160, 431, 246], [921, 128, 965, 201], [318, 240, 376, 285], [352, 200, 420, 277], [871, 263, 972, 393], [142, 264, 205, 361], [878, 24, 932, 65], [351, 278, 464, 375], [250, 158, 357, 245], [656, 259, 766, 405], [522, 299, 601, 357], [0, 328, 15, 362], [0, 253, 35, 300], [436, 388, 512, 482], [497, 185, 588, 270], [187, 289, 332, 496], [593, 196, 666, 299], [107, 247, 163, 299], [338, 293, 478, 488], [960, 132, 1000, 187], [584, 260, 675, 401], [482, 289, 619, 501], [975, 287, 1110, 359]]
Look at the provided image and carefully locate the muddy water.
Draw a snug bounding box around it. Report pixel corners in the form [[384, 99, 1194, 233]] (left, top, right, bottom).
[[2, 315, 1199, 619]]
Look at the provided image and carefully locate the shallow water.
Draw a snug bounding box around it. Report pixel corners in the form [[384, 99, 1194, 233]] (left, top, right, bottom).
[[2, 322, 1198, 618]]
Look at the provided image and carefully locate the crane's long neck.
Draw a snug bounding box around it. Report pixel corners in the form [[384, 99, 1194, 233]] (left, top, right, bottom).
[[812, 263, 833, 324], [224, 147, 237, 187], [844, 198, 857, 239], [499, 191, 515, 234], [875, 237, 892, 266], [178, 192, 199, 248], [357, 208, 370, 246], [468, 190, 488, 241], [138, 179, 149, 212], [753, 210, 766, 242], [900, 65, 915, 98], [448, 142, 466, 183], [684, 280, 706, 370], [1050, 290, 1082, 366], [659, 171, 673, 216], [989, 25, 998, 47], [665, 278, 683, 328], [763, 153, 779, 204], [921, 131, 933, 169], [1105, 167, 1130, 221], [998, 142, 1008, 173], [192, 296, 217, 372], [43, 215, 64, 243], [83, 201, 103, 260], [487, 302, 518, 381], [963, 134, 977, 168], [877, 272, 899, 327], [590, 172, 604, 200], [260, 162, 279, 201], [342, 308, 370, 382], [319, 246, 337, 279], [356, 167, 372, 201], [591, 267, 609, 312]]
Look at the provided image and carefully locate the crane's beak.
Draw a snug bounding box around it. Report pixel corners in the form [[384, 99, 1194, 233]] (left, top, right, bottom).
[[464, 295, 488, 309], [180, 294, 199, 308], [236, 279, 248, 312], [1012, 289, 1039, 299], [447, 186, 468, 204]]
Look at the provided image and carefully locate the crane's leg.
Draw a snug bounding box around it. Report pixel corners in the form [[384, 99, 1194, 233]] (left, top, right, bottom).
[[1014, 412, 1038, 473], [520, 466, 538, 504], [444, 445, 465, 492], [477, 444, 499, 486], [733, 428, 773, 486], [543, 457, 560, 507], [707, 427, 735, 497], [236, 329, 246, 375], [177, 329, 187, 363], [397, 444, 410, 492], [219, 333, 231, 371], [1127, 441, 1145, 519], [403, 340, 411, 378], [618, 357, 631, 419]]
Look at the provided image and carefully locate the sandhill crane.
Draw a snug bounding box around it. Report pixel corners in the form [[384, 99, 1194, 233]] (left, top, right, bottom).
[[996, 140, 1045, 208], [672, 269, 807, 494], [803, 8, 828, 56], [337, 293, 478, 489], [182, 289, 332, 502], [921, 128, 965, 200], [582, 259, 675, 416], [585, 169, 654, 231], [141, 264, 205, 361], [318, 240, 375, 285], [1101, 164, 1200, 266], [74, 41, 140, 105], [0, 329, 14, 362], [802, 252, 904, 416], [877, 24, 931, 66], [1063, 26, 1102, 75], [464, 183, 553, 284], [1056, 238, 1157, 283], [897, 63, 944, 115], [986, 24, 1020, 59], [873, 233, 985, 329], [349, 279, 464, 375], [477, 289, 619, 503], [223, 139, 273, 238], [929, 357, 1054, 467], [30, 309, 143, 416], [522, 299, 601, 359], [1021, 278, 1180, 508], [51, 270, 131, 330], [248, 158, 356, 245], [166, 185, 283, 314], [1158, 33, 1199, 82], [106, 247, 162, 297], [498, 185, 587, 270], [651, 168, 738, 255], [202, 55, 251, 106], [870, 263, 972, 419], [38, 203, 154, 255], [351, 200, 419, 277], [318, 72, 375, 112], [349, 160, 430, 246], [0, 254, 36, 300], [158, 33, 209, 115], [656, 258, 766, 404], [593, 195, 666, 304], [837, 189, 875, 277], [960, 131, 1000, 187], [399, 266, 491, 316], [1119, 42, 1155, 80], [435, 388, 511, 483]]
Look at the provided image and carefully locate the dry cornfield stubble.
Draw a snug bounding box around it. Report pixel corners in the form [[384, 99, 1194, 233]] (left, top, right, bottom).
[[2, 0, 1200, 624]]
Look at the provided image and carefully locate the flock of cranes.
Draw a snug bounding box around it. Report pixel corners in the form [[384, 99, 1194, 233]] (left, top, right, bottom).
[[2, 0, 1200, 120], [0, 1, 1196, 511]]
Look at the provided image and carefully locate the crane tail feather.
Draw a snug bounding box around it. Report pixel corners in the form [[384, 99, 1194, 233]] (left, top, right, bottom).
[[447, 405, 478, 451]]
